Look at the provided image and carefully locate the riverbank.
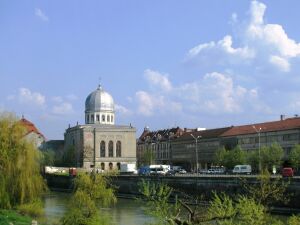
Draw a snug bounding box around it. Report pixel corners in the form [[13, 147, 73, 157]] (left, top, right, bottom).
[[0, 210, 33, 225]]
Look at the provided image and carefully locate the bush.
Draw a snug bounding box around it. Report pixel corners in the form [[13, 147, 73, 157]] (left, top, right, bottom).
[[17, 199, 44, 218]]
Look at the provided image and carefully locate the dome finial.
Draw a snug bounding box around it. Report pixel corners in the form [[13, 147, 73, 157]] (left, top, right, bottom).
[[97, 77, 102, 90]]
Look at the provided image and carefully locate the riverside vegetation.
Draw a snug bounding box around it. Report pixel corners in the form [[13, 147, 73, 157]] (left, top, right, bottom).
[[0, 113, 47, 223], [138, 171, 300, 225]]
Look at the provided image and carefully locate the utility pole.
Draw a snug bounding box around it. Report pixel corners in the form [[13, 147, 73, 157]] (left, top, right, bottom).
[[190, 134, 201, 174]]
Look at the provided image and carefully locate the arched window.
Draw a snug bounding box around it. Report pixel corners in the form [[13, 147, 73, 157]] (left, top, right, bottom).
[[107, 115, 110, 122], [100, 141, 105, 157], [102, 115, 105, 122], [117, 162, 121, 170], [101, 163, 105, 170], [109, 162, 113, 170], [109, 141, 113, 157], [116, 141, 121, 157]]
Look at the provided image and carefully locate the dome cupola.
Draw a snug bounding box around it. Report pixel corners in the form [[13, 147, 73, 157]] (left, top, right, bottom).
[[85, 85, 115, 125]]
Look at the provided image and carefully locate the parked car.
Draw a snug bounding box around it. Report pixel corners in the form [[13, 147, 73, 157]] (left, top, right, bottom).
[[178, 169, 187, 174], [166, 170, 176, 176], [232, 165, 252, 175], [282, 167, 294, 177]]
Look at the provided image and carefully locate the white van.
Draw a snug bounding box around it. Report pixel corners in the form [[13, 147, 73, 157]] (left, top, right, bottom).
[[232, 165, 252, 175]]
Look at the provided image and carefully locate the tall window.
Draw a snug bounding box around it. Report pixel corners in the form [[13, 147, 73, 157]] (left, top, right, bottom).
[[116, 141, 121, 157], [100, 141, 105, 157], [86, 115, 89, 123], [111, 115, 114, 123], [102, 115, 105, 122], [101, 163, 105, 170], [96, 115, 100, 122], [107, 115, 110, 122], [109, 141, 113, 157]]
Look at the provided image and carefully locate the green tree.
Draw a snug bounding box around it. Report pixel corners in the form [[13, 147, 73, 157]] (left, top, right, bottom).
[[214, 147, 227, 166], [61, 173, 116, 225], [40, 149, 55, 167], [141, 148, 155, 166], [0, 113, 46, 209], [289, 144, 300, 171], [260, 143, 284, 171], [246, 150, 259, 172], [242, 169, 289, 207], [214, 146, 246, 169], [61, 146, 76, 167]]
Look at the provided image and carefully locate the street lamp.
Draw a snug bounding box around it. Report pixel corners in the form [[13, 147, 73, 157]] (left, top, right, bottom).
[[253, 125, 262, 173], [190, 134, 201, 174]]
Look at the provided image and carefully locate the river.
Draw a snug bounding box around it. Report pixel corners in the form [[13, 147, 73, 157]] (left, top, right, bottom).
[[43, 192, 155, 225]]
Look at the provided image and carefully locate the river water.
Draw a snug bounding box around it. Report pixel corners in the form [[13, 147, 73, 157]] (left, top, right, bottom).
[[43, 192, 155, 225]]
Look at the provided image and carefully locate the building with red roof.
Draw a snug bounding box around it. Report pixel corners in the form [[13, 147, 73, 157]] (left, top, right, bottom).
[[19, 116, 46, 148]]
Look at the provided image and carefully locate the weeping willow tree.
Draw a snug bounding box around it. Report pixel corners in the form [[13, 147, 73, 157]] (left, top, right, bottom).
[[61, 172, 117, 225], [0, 113, 46, 209]]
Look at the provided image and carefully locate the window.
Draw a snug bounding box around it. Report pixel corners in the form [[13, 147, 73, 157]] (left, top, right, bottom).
[[102, 115, 105, 122], [107, 115, 110, 122], [109, 162, 113, 170], [101, 163, 105, 170], [96, 115, 100, 122], [91, 114, 94, 122], [86, 115, 89, 123], [117, 162, 121, 170], [100, 141, 105, 157], [109, 141, 113, 157], [111, 115, 114, 123], [116, 141, 121, 157]]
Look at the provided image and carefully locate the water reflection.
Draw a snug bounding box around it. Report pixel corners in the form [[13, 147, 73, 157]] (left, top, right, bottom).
[[43, 192, 154, 225]]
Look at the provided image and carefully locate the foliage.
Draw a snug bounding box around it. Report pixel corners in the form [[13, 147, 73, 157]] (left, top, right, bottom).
[[207, 192, 235, 221], [0, 209, 32, 225], [0, 113, 46, 209], [289, 144, 300, 171], [17, 199, 44, 218], [246, 150, 259, 172], [138, 180, 206, 225], [74, 172, 117, 207], [242, 169, 289, 207], [214, 145, 246, 169], [61, 173, 116, 225], [40, 149, 55, 167], [260, 143, 284, 171], [141, 148, 155, 166], [61, 145, 77, 167], [287, 215, 300, 225]]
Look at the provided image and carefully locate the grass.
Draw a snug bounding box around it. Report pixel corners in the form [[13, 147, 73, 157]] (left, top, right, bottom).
[[0, 210, 32, 225]]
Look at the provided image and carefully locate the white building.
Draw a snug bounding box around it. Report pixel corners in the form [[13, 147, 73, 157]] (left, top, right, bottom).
[[64, 85, 136, 170]]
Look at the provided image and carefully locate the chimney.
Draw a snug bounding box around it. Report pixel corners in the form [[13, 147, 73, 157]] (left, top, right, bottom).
[[280, 114, 286, 121]]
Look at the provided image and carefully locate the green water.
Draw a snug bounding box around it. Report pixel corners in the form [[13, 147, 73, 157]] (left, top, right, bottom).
[[43, 192, 155, 225]]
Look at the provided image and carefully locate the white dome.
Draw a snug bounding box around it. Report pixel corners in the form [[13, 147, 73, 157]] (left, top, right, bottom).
[[85, 85, 115, 125], [85, 85, 114, 113]]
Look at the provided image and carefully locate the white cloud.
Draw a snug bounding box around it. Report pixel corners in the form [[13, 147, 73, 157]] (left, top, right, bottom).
[[66, 94, 78, 101], [269, 55, 290, 72], [115, 104, 132, 116], [18, 88, 46, 107], [187, 35, 255, 64], [52, 102, 74, 115], [52, 96, 63, 103], [135, 70, 267, 116], [144, 69, 172, 92], [186, 0, 300, 73], [35, 8, 49, 22]]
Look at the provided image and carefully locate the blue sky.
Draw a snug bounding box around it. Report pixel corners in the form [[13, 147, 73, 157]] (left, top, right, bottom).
[[1, 1, 300, 140]]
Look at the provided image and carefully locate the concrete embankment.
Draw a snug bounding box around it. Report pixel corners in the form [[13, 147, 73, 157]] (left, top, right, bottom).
[[45, 174, 300, 208]]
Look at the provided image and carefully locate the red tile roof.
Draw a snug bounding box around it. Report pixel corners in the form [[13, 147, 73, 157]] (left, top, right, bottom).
[[19, 117, 45, 139], [221, 117, 300, 137]]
